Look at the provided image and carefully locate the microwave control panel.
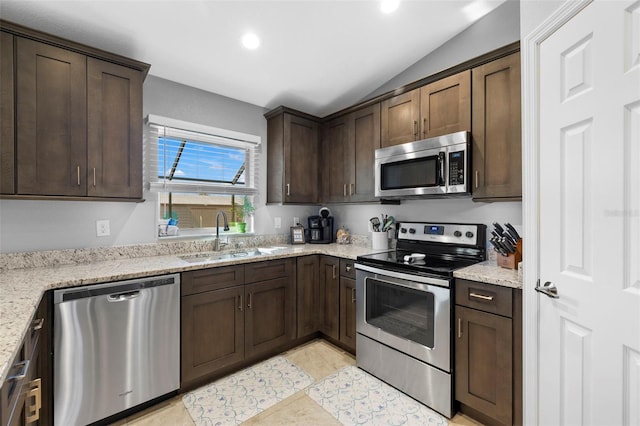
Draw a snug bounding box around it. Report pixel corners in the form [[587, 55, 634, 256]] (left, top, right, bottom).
[[448, 150, 465, 186]]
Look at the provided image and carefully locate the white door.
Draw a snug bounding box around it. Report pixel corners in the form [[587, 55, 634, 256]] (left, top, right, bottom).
[[538, 0, 640, 424]]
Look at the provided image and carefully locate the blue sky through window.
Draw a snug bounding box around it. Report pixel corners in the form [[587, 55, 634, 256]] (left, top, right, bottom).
[[158, 137, 246, 184]]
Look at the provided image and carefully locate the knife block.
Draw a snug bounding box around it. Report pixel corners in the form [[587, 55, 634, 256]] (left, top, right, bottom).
[[497, 239, 522, 270]]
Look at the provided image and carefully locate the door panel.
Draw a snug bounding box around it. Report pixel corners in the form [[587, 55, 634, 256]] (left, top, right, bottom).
[[350, 104, 380, 202], [297, 256, 320, 337], [87, 58, 142, 198], [1, 32, 14, 194], [420, 70, 470, 139], [538, 2, 640, 424], [284, 113, 318, 203], [381, 89, 420, 147], [319, 257, 339, 339], [16, 38, 87, 196], [339, 277, 356, 352], [322, 117, 349, 202]]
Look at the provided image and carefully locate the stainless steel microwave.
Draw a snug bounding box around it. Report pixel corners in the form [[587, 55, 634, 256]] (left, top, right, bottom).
[[374, 131, 470, 198]]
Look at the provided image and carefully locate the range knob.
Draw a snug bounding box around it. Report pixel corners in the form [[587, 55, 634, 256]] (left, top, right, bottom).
[[400, 228, 407, 234], [465, 231, 474, 238], [408, 228, 416, 234], [454, 230, 462, 237]]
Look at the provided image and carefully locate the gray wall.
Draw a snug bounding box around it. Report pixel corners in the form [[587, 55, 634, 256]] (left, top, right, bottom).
[[363, 0, 520, 101], [0, 76, 313, 253]]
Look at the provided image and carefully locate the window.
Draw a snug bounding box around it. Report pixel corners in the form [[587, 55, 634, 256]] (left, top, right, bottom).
[[146, 115, 260, 237]]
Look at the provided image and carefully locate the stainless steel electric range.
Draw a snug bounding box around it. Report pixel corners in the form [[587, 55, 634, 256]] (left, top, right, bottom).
[[355, 221, 486, 418]]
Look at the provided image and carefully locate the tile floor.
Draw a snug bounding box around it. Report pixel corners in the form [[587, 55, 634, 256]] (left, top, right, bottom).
[[114, 339, 483, 425]]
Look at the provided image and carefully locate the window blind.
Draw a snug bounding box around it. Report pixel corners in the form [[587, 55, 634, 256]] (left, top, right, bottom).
[[145, 115, 261, 195]]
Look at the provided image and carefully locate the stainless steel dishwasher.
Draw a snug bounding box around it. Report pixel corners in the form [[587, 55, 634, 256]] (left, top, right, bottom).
[[53, 274, 180, 425]]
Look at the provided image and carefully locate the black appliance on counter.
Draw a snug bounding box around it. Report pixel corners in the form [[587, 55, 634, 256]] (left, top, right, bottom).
[[307, 208, 334, 244]]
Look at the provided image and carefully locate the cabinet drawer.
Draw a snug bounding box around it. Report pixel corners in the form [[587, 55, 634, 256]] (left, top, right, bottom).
[[340, 259, 356, 279], [182, 266, 244, 296], [455, 279, 512, 318], [244, 259, 294, 283]]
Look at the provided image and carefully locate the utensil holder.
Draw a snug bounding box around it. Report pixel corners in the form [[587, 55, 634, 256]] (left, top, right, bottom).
[[371, 232, 389, 250], [497, 239, 522, 270]]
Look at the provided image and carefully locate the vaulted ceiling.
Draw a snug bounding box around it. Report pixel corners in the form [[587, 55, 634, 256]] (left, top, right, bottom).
[[1, 0, 506, 116]]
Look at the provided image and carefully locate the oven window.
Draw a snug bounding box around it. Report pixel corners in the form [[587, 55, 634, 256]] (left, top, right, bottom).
[[380, 156, 438, 190], [365, 277, 435, 348]]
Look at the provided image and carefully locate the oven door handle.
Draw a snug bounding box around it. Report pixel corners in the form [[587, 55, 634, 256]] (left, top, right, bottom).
[[355, 263, 450, 288], [437, 152, 445, 186]]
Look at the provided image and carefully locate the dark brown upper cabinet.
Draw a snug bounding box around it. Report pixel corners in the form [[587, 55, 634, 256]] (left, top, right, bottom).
[[419, 70, 471, 139], [1, 31, 15, 195], [381, 70, 471, 148], [1, 20, 149, 200], [321, 103, 381, 203], [471, 52, 522, 201], [266, 107, 320, 204], [381, 88, 420, 148]]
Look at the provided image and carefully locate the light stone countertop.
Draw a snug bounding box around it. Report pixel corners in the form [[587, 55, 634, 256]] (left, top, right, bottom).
[[454, 260, 523, 289], [0, 244, 522, 387]]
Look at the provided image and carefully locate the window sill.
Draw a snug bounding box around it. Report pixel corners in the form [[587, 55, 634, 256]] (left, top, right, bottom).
[[157, 230, 255, 242]]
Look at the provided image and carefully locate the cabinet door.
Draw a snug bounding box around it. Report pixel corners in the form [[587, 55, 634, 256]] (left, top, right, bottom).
[[455, 305, 512, 426], [87, 58, 143, 199], [420, 70, 471, 139], [297, 256, 320, 337], [380, 88, 420, 147], [245, 276, 296, 358], [284, 113, 318, 203], [472, 52, 522, 200], [319, 256, 339, 340], [1, 32, 14, 194], [339, 277, 356, 353], [16, 38, 87, 196], [349, 104, 380, 202], [181, 286, 245, 385], [321, 116, 349, 203]]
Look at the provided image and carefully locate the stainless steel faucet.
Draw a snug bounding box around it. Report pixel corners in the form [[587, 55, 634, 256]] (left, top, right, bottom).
[[213, 211, 230, 251]]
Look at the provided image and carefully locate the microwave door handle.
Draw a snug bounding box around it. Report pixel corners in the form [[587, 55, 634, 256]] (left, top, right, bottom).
[[437, 152, 445, 186]]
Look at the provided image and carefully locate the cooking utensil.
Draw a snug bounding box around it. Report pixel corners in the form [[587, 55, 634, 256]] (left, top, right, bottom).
[[505, 223, 521, 240], [370, 217, 381, 232], [382, 215, 395, 231]]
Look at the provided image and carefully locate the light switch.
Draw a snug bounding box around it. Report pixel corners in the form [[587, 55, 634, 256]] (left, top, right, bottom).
[[274, 217, 282, 229]]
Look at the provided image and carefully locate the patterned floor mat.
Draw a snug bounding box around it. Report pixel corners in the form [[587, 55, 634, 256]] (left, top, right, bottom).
[[182, 356, 314, 425]]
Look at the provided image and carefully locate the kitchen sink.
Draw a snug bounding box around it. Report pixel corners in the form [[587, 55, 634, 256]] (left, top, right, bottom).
[[178, 247, 286, 263]]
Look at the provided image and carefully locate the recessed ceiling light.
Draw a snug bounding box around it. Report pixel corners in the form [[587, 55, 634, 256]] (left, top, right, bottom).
[[380, 0, 400, 14], [242, 33, 260, 50]]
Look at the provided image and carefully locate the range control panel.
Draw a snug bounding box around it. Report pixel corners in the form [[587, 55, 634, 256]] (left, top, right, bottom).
[[397, 222, 480, 245]]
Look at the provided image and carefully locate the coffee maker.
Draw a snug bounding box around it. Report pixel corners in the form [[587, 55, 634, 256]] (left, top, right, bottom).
[[307, 207, 334, 244]]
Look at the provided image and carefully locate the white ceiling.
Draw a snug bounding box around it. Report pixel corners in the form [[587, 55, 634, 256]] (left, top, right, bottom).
[[1, 0, 506, 117]]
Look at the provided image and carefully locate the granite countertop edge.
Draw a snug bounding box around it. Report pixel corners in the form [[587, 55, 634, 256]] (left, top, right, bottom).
[[0, 246, 521, 386]]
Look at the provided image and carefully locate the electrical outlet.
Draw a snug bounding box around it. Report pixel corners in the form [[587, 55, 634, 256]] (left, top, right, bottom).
[[293, 217, 300, 226], [96, 220, 110, 237], [274, 217, 282, 229]]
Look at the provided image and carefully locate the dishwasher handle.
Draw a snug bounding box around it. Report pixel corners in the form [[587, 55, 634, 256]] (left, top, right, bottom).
[[107, 290, 140, 302]]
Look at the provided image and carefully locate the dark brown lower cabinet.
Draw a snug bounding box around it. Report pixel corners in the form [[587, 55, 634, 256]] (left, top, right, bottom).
[[245, 276, 296, 358], [319, 257, 339, 339], [455, 279, 522, 426], [181, 286, 245, 384], [339, 277, 356, 352], [181, 259, 296, 388], [297, 256, 321, 338]]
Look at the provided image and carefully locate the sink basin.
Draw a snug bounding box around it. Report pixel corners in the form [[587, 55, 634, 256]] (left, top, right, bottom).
[[179, 250, 264, 263]]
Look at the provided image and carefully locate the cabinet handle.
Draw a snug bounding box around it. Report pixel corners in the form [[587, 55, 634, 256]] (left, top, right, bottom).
[[423, 118, 427, 137], [7, 360, 29, 381], [351, 287, 356, 303], [247, 292, 252, 309], [343, 184, 347, 197], [31, 318, 44, 331], [93, 167, 96, 187], [413, 120, 418, 138], [457, 317, 462, 339], [286, 184, 291, 196], [77, 166, 81, 186], [475, 170, 479, 189], [345, 264, 352, 272], [350, 183, 354, 196], [332, 265, 337, 279], [25, 378, 42, 423], [238, 294, 243, 312], [469, 292, 494, 301]]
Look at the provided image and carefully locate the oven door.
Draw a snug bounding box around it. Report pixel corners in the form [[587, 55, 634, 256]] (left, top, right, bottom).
[[355, 263, 451, 372], [375, 148, 446, 198]]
